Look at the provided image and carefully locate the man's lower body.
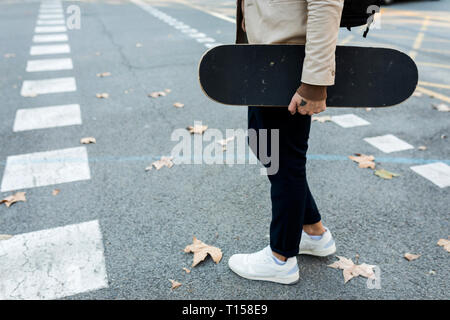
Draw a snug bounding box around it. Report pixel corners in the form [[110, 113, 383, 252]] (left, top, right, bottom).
[[228, 106, 336, 284]]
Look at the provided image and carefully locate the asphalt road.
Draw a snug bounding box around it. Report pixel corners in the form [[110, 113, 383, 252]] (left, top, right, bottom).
[[0, 0, 449, 299]]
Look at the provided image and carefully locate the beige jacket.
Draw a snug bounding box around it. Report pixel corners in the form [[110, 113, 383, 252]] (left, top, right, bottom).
[[236, 0, 344, 100]]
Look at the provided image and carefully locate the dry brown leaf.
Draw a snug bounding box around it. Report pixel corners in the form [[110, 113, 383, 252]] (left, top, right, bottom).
[[0, 234, 13, 241], [52, 189, 60, 196], [146, 156, 174, 171], [328, 256, 376, 283], [148, 91, 166, 98], [437, 238, 450, 252], [80, 137, 96, 144], [418, 145, 427, 151], [187, 124, 208, 135], [217, 136, 236, 151], [374, 169, 400, 180], [169, 279, 182, 290], [96, 72, 111, 77], [4, 53, 15, 58], [184, 236, 223, 267], [1, 192, 26, 207], [183, 267, 191, 274], [404, 253, 421, 261], [96, 93, 109, 99], [349, 153, 375, 169], [173, 102, 184, 108], [312, 115, 332, 123]]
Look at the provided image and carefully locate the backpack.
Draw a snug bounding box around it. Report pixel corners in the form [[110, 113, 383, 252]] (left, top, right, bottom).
[[340, 0, 382, 37]]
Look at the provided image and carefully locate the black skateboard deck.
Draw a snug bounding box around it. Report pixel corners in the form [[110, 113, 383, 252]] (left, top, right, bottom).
[[199, 45, 418, 108]]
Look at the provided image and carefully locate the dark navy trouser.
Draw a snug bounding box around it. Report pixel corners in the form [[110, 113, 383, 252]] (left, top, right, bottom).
[[248, 106, 321, 258]]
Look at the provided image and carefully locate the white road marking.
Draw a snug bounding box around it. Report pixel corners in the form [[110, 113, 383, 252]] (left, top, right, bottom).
[[364, 134, 414, 153], [410, 162, 450, 188], [26, 58, 73, 72], [331, 114, 370, 128], [38, 14, 64, 20], [33, 33, 68, 43], [21, 77, 76, 96], [30, 44, 70, 55], [0, 147, 90, 192], [131, 0, 222, 49], [36, 19, 65, 25], [13, 104, 81, 132], [40, 5, 62, 9], [0, 220, 108, 300], [35, 26, 67, 33], [39, 9, 63, 14]]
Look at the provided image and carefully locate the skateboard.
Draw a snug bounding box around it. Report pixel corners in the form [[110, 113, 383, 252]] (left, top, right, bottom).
[[199, 45, 418, 108]]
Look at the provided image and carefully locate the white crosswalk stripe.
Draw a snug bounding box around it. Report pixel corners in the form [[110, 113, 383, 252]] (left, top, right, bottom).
[[0, 220, 108, 300], [36, 19, 65, 25], [33, 33, 68, 43], [363, 134, 414, 153], [35, 26, 67, 33], [1, 147, 91, 192], [21, 77, 76, 96], [13, 104, 81, 132], [30, 44, 70, 55], [26, 58, 73, 72], [410, 162, 450, 188], [38, 14, 64, 20]]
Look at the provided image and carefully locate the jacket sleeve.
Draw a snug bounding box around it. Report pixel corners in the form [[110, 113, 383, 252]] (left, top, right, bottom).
[[297, 0, 344, 100]]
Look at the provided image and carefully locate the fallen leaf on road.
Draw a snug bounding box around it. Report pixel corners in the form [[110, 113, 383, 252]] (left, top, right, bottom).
[[52, 189, 60, 196], [96, 93, 109, 99], [183, 267, 191, 274], [169, 279, 182, 290], [374, 169, 399, 180], [1, 192, 26, 207], [418, 145, 427, 151], [432, 103, 450, 112], [217, 136, 235, 151], [80, 137, 96, 144], [146, 156, 174, 170], [4, 53, 15, 58], [437, 238, 450, 252], [187, 124, 208, 135], [184, 237, 223, 267], [328, 256, 376, 283], [404, 253, 420, 261], [442, 135, 447, 139], [312, 115, 332, 123], [0, 234, 13, 241], [148, 91, 166, 98], [96, 72, 111, 77], [173, 102, 184, 108], [349, 153, 375, 169]]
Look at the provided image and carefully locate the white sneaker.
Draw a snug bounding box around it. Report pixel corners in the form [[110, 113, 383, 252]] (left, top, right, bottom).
[[299, 228, 336, 257], [228, 246, 299, 284]]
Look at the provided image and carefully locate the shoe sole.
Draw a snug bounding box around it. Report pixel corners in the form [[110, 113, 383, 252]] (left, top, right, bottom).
[[299, 242, 336, 257], [228, 264, 300, 285]]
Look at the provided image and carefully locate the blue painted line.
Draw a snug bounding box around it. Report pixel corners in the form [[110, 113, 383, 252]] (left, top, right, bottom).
[[0, 154, 448, 166]]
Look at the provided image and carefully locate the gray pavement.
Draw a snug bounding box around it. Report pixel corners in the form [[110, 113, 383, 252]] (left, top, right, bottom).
[[0, 0, 449, 300]]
